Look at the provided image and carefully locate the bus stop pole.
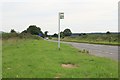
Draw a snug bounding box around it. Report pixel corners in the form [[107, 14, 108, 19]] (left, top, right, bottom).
[[58, 12, 60, 50]]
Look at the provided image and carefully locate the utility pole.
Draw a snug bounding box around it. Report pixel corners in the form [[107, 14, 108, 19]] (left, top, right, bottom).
[[58, 12, 64, 50]]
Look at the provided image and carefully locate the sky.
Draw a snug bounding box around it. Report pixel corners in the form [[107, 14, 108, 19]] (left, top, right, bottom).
[[0, 0, 119, 34]]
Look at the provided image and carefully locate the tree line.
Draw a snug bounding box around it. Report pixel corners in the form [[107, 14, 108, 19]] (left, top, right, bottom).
[[10, 25, 72, 38]]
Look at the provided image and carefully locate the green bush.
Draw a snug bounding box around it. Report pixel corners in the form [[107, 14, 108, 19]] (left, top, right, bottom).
[[49, 36, 52, 39], [2, 33, 19, 39], [2, 32, 42, 40]]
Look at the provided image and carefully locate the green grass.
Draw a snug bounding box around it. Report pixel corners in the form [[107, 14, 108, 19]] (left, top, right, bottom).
[[0, 39, 2, 79], [52, 33, 120, 46], [2, 39, 118, 78]]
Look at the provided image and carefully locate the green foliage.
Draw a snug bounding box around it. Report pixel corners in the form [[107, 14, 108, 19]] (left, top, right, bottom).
[[63, 28, 72, 36], [21, 30, 27, 34], [106, 31, 111, 34], [10, 29, 16, 33], [44, 31, 48, 37], [2, 32, 42, 40], [26, 25, 43, 35], [19, 33, 42, 40], [2, 33, 19, 39], [48, 36, 52, 39], [2, 39, 118, 78], [61, 33, 119, 46], [60, 32, 64, 38], [52, 33, 58, 37], [3, 25, 44, 39]]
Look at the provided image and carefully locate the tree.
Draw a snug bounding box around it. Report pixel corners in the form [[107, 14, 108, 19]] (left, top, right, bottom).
[[106, 31, 111, 34], [27, 25, 43, 35], [79, 34, 81, 36], [21, 30, 27, 34], [82, 33, 87, 35], [44, 31, 48, 37], [52, 33, 58, 37], [63, 28, 72, 36], [10, 29, 16, 33], [106, 31, 111, 42], [60, 31, 64, 38]]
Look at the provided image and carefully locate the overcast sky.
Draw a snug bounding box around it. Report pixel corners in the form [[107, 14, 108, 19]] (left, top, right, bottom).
[[0, 0, 119, 34]]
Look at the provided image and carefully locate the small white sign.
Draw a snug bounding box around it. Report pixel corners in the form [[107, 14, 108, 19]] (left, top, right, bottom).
[[59, 12, 64, 19]]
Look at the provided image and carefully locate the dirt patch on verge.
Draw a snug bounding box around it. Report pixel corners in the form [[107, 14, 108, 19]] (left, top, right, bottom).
[[61, 64, 77, 68]]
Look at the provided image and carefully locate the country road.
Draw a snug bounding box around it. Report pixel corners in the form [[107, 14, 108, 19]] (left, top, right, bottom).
[[48, 40, 119, 61]]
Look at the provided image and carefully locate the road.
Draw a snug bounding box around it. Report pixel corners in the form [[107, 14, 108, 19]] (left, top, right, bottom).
[[48, 40, 119, 61]]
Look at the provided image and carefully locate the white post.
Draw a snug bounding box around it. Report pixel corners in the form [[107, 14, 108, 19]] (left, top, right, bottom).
[[58, 12, 60, 50], [58, 12, 64, 50]]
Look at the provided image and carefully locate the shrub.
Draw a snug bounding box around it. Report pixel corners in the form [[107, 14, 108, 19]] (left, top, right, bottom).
[[2, 32, 42, 40]]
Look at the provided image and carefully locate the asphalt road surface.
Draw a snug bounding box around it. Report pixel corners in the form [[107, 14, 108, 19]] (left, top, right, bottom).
[[48, 40, 119, 61]]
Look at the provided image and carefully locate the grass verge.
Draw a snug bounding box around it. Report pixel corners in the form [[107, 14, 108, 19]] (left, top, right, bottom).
[[2, 39, 118, 78]]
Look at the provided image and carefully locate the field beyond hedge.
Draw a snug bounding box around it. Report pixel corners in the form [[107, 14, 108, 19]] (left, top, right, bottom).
[[2, 39, 118, 78], [52, 33, 120, 46]]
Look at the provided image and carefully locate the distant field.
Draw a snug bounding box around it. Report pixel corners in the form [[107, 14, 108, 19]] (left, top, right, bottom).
[[2, 39, 118, 78], [53, 33, 120, 46]]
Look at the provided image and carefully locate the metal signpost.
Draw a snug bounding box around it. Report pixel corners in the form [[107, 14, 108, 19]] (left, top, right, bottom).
[[58, 12, 64, 50]]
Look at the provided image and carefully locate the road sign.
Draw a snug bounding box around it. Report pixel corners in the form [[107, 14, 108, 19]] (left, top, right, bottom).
[[58, 12, 64, 50], [59, 12, 64, 19]]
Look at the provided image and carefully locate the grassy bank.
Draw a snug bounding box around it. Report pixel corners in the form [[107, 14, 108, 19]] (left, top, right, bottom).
[[0, 39, 2, 79], [2, 39, 118, 78], [52, 33, 120, 46]]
